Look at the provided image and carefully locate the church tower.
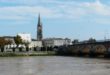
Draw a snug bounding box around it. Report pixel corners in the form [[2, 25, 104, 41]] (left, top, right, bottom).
[[37, 14, 43, 41]]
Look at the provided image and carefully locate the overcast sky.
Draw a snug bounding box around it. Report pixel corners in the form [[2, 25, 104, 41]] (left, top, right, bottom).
[[0, 0, 110, 41]]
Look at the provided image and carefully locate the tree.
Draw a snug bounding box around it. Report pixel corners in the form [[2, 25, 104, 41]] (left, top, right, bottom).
[[14, 35, 23, 47], [0, 37, 12, 53], [88, 38, 96, 43], [0, 37, 12, 47], [72, 39, 79, 44], [23, 42, 30, 47]]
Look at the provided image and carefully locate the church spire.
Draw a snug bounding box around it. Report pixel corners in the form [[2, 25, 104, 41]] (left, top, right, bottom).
[[37, 14, 43, 41], [38, 14, 41, 26]]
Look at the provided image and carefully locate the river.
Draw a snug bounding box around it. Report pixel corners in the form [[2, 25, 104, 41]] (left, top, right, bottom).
[[0, 56, 110, 75]]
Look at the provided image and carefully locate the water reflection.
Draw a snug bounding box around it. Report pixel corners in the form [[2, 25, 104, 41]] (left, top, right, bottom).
[[0, 56, 110, 75]]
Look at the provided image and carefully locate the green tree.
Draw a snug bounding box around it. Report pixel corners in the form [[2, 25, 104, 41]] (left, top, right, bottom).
[[14, 35, 23, 47], [72, 39, 79, 44], [88, 38, 96, 43]]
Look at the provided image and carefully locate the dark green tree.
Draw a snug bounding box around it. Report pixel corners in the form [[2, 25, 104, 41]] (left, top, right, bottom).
[[88, 38, 96, 43], [72, 39, 79, 44], [14, 35, 23, 47]]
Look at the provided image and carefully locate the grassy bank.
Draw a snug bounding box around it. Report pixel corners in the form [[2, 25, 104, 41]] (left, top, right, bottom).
[[0, 51, 56, 57]]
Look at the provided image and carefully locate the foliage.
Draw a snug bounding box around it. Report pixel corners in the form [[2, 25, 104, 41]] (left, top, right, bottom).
[[72, 39, 79, 44], [88, 38, 96, 43], [23, 42, 30, 47], [0, 37, 12, 47], [14, 35, 23, 46]]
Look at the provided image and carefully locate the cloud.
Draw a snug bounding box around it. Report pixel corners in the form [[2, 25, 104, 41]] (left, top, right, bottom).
[[0, 6, 61, 20], [0, 0, 110, 22], [80, 0, 110, 16]]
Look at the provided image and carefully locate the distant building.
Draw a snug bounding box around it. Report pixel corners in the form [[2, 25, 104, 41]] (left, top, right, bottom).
[[43, 38, 71, 47], [29, 39, 42, 48], [17, 33, 31, 43], [37, 14, 43, 41]]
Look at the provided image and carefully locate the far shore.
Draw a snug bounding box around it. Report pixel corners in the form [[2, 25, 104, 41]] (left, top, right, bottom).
[[0, 51, 56, 57]]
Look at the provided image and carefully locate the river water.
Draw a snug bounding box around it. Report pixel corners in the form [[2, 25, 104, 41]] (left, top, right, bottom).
[[0, 56, 110, 75]]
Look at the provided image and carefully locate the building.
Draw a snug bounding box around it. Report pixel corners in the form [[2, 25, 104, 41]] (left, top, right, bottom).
[[29, 14, 43, 48], [29, 39, 42, 48], [43, 38, 71, 47], [17, 33, 31, 43], [37, 14, 43, 41]]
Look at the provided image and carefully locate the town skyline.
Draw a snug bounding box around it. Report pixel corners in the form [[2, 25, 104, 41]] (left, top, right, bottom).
[[0, 0, 110, 41]]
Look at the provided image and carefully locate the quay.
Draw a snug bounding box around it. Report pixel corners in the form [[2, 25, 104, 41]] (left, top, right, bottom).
[[0, 51, 55, 57]]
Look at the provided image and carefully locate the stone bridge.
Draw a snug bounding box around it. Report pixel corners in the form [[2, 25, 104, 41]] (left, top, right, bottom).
[[58, 41, 110, 57]]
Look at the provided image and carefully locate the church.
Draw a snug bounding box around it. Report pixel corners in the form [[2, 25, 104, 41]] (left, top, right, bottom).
[[37, 14, 43, 41], [28, 14, 43, 48]]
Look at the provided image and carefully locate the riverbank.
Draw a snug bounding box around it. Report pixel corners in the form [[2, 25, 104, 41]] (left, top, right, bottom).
[[0, 51, 56, 57]]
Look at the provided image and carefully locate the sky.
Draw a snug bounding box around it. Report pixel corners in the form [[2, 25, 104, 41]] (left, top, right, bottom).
[[0, 0, 110, 41]]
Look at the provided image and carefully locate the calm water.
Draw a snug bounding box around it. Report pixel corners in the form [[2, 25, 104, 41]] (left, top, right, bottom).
[[0, 56, 110, 75]]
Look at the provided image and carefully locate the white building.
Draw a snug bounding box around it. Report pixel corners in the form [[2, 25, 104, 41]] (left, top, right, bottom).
[[17, 33, 31, 43], [43, 38, 71, 47], [29, 39, 42, 48]]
